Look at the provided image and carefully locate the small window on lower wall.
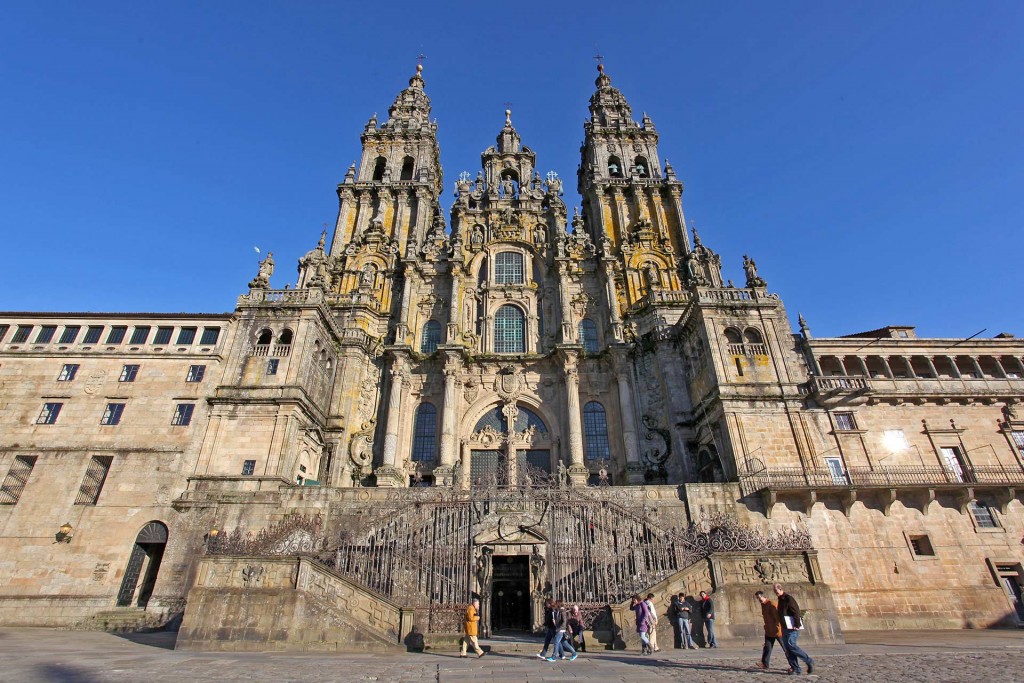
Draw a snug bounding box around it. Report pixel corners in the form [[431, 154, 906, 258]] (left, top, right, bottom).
[[242, 460, 256, 475], [908, 534, 935, 556], [968, 501, 999, 529], [266, 359, 279, 376]]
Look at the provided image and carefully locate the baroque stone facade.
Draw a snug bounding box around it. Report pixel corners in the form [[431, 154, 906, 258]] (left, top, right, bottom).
[[1, 65, 1022, 643]]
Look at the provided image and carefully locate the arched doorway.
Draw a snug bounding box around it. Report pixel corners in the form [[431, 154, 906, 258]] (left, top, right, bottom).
[[116, 521, 167, 608]]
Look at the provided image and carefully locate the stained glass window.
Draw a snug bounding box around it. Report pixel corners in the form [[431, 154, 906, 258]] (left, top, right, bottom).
[[411, 403, 438, 462], [494, 305, 525, 353], [495, 252, 524, 284], [583, 401, 610, 461]]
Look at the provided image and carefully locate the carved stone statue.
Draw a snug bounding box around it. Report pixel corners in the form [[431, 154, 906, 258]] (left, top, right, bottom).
[[475, 547, 493, 595], [644, 262, 660, 290], [534, 223, 547, 246], [530, 545, 546, 592], [743, 254, 767, 288], [471, 224, 484, 248], [501, 176, 515, 198], [248, 252, 274, 290]]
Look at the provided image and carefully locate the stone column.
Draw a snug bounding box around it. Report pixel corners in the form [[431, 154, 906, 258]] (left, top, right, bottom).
[[561, 351, 588, 485], [602, 260, 623, 341], [557, 262, 574, 342], [448, 265, 462, 343], [616, 359, 645, 484], [880, 356, 895, 378], [944, 355, 962, 378], [856, 356, 870, 377], [377, 356, 408, 487], [354, 190, 372, 236], [665, 186, 691, 253], [969, 356, 984, 379], [610, 188, 627, 239], [331, 187, 356, 256], [924, 356, 940, 379], [436, 359, 460, 486], [395, 270, 413, 345], [992, 357, 1009, 378]]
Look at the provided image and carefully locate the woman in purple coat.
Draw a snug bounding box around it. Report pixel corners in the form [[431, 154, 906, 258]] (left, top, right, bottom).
[[630, 594, 653, 654]]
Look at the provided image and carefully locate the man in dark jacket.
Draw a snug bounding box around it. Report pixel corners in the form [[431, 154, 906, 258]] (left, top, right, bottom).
[[536, 598, 557, 659], [774, 583, 814, 675], [698, 590, 717, 647]]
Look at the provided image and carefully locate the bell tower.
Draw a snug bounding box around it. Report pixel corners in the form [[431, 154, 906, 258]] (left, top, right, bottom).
[[577, 64, 690, 337]]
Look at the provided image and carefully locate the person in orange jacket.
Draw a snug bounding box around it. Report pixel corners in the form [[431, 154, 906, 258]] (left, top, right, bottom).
[[460, 598, 485, 658]]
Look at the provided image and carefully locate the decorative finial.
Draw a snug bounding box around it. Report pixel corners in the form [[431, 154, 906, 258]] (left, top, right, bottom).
[[505, 108, 512, 127], [416, 63, 423, 75]]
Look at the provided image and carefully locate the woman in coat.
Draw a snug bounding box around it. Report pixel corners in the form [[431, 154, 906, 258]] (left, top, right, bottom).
[[630, 594, 653, 654]]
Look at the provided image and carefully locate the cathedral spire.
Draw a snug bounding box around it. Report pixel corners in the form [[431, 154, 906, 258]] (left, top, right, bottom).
[[496, 108, 521, 154], [588, 63, 635, 129], [383, 63, 433, 129]]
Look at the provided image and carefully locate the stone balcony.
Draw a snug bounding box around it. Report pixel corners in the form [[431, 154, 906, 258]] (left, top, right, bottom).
[[806, 373, 1024, 406], [740, 464, 1024, 517]]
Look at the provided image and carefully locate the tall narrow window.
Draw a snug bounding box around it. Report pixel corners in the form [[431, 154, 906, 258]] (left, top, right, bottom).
[[129, 326, 151, 345], [35, 325, 57, 343], [176, 327, 197, 345], [494, 252, 524, 284], [242, 460, 256, 475], [36, 402, 62, 424], [494, 305, 525, 354], [1011, 431, 1024, 460], [57, 364, 80, 382], [0, 324, 9, 342], [200, 327, 220, 345], [583, 401, 610, 461], [119, 364, 140, 382], [153, 327, 173, 344], [83, 326, 103, 344], [411, 403, 438, 462], [579, 319, 598, 353], [400, 156, 414, 181], [186, 365, 206, 383], [59, 326, 81, 344], [75, 456, 113, 505], [171, 404, 195, 426], [0, 456, 37, 505], [968, 501, 998, 529], [420, 320, 442, 353], [940, 446, 967, 482], [101, 403, 125, 426], [106, 326, 127, 344]]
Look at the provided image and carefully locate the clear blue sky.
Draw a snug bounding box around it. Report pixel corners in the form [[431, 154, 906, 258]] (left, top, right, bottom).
[[1, 2, 1021, 338]]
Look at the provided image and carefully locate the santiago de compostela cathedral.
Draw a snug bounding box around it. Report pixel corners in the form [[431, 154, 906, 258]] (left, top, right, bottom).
[[1, 64, 1023, 650]]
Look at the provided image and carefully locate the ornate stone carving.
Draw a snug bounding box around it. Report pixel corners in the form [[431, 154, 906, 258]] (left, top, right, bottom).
[[493, 365, 525, 402]]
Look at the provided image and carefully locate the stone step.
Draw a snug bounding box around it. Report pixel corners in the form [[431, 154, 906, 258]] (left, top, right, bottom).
[[72, 609, 166, 633]]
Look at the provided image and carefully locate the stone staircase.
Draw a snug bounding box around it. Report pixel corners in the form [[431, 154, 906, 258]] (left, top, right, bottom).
[[72, 608, 167, 633]]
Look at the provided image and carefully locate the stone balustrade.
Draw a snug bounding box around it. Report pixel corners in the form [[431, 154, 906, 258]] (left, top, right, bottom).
[[740, 464, 1024, 498]]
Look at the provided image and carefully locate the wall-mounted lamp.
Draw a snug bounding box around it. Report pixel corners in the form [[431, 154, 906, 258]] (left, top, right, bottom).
[[55, 522, 74, 544]]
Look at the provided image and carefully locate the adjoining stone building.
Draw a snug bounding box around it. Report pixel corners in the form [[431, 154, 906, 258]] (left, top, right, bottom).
[[1, 65, 1021, 648]]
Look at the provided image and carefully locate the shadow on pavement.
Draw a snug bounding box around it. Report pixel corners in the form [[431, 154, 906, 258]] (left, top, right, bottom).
[[112, 630, 178, 650], [33, 663, 104, 683]]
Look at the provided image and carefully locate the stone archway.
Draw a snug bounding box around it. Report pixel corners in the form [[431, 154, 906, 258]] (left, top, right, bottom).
[[116, 521, 167, 609], [473, 515, 549, 635]]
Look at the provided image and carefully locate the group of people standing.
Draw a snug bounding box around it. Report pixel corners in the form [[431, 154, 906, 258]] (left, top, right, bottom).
[[535, 598, 584, 661]]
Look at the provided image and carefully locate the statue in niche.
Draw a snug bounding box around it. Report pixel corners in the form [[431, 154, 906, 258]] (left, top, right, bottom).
[[471, 224, 484, 249], [359, 265, 375, 288], [534, 223, 547, 246], [249, 252, 275, 290], [530, 546, 546, 592], [475, 547, 493, 594], [684, 251, 704, 285], [743, 254, 767, 288], [501, 176, 516, 198], [557, 461, 568, 488], [644, 262, 660, 290]]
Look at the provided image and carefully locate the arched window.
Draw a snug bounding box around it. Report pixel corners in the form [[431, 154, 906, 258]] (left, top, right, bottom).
[[411, 403, 437, 462], [371, 156, 387, 182], [494, 251, 524, 284], [494, 305, 525, 353], [421, 320, 442, 353], [579, 319, 598, 353], [634, 156, 650, 178], [743, 328, 764, 344], [400, 156, 414, 181], [583, 402, 610, 461], [723, 328, 742, 344], [608, 155, 623, 178], [278, 329, 293, 345], [473, 405, 548, 433], [256, 329, 273, 346], [697, 447, 725, 483]]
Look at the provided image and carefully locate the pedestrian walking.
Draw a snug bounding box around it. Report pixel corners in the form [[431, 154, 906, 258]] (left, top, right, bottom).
[[568, 604, 586, 652], [755, 590, 784, 669], [536, 598, 557, 659], [672, 592, 696, 649], [630, 594, 654, 654], [699, 590, 718, 648], [460, 598, 485, 658], [774, 583, 814, 675], [644, 593, 661, 652], [547, 600, 578, 661]]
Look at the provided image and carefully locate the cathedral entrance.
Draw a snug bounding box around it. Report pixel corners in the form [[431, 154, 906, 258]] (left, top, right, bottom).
[[490, 555, 531, 632]]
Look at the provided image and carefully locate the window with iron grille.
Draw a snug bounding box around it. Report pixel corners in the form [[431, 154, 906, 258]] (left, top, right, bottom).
[[12, 325, 33, 343], [420, 320, 442, 353], [494, 305, 525, 353], [176, 327, 197, 345], [583, 401, 610, 460], [153, 326, 173, 344], [199, 327, 220, 345], [35, 325, 57, 343], [579, 319, 598, 353], [171, 403, 195, 426], [101, 403, 125, 426], [59, 326, 81, 344], [106, 326, 127, 344], [242, 460, 256, 475], [129, 326, 150, 345], [522, 449, 552, 473], [909, 534, 935, 556], [0, 456, 37, 505], [494, 251, 524, 284], [1012, 431, 1024, 459], [36, 402, 62, 424], [411, 403, 438, 462], [186, 365, 206, 383], [57, 364, 79, 382], [470, 450, 503, 481], [834, 412, 857, 431], [75, 456, 113, 505], [968, 501, 998, 529], [119, 364, 139, 382], [83, 325, 103, 344]]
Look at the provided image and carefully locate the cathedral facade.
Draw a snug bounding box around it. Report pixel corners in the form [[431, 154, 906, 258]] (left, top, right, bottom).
[[1, 65, 1022, 646]]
